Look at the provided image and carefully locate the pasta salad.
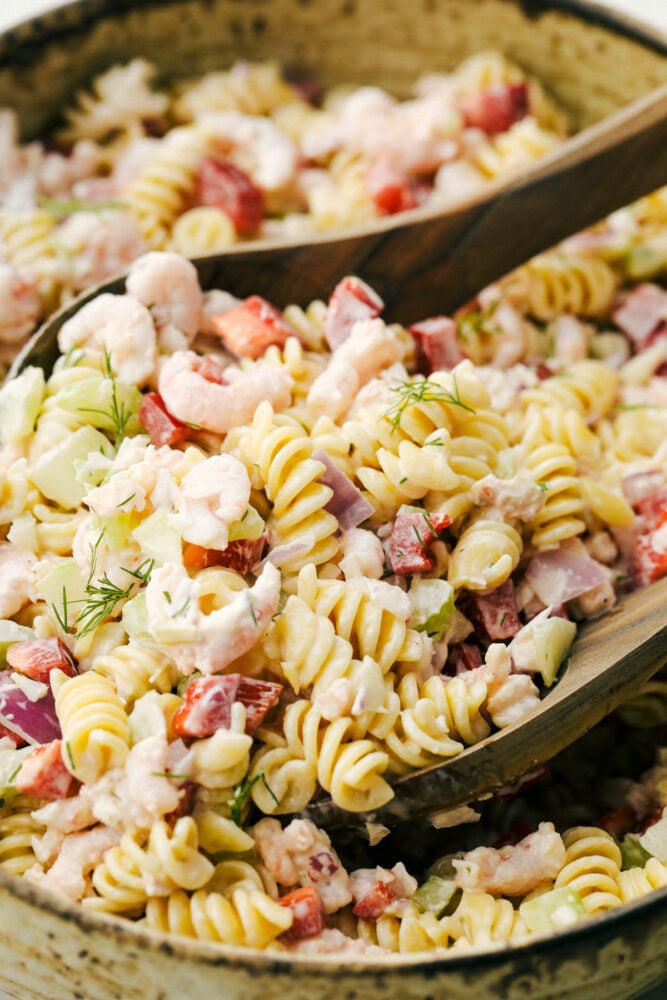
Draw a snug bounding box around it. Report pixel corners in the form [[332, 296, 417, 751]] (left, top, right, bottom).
[[0, 52, 570, 362], [0, 187, 666, 951]]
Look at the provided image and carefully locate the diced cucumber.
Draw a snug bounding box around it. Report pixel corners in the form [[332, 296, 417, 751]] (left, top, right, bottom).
[[30, 425, 114, 509], [0, 620, 35, 666], [408, 577, 454, 640], [36, 559, 88, 629], [55, 375, 142, 438], [0, 367, 45, 444], [519, 887, 586, 934], [638, 810, 667, 862], [509, 610, 576, 687], [132, 509, 183, 566], [620, 833, 654, 870], [122, 591, 150, 639], [228, 506, 265, 542], [413, 875, 458, 916]]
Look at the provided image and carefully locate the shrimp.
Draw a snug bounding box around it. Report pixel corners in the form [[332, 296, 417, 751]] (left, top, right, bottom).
[[254, 817, 352, 913], [158, 349, 293, 434], [144, 560, 281, 675], [0, 542, 36, 618], [201, 110, 298, 191], [339, 527, 385, 579], [0, 263, 42, 347], [57, 292, 157, 386], [453, 821, 566, 896], [307, 318, 405, 421], [174, 453, 251, 550], [125, 251, 203, 347], [56, 211, 148, 293]]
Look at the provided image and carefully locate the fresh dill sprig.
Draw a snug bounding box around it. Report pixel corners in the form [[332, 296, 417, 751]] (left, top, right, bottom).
[[229, 771, 278, 827], [384, 375, 475, 433], [38, 195, 130, 221], [73, 558, 154, 639], [76, 347, 133, 443]]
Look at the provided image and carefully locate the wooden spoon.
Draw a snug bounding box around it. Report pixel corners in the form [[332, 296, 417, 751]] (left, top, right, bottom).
[[304, 574, 667, 831], [9, 83, 667, 382], [7, 82, 667, 833], [177, 82, 667, 325]]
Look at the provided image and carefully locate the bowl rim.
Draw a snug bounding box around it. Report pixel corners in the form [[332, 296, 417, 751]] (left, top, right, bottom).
[[0, 0, 666, 67], [1, 862, 666, 974]]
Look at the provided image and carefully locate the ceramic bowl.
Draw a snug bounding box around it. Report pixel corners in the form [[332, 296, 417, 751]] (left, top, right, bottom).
[[1, 3, 667, 999], [3, 249, 667, 1000]]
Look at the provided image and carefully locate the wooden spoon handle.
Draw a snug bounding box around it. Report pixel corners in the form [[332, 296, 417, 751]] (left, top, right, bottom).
[[304, 574, 667, 831], [194, 84, 667, 323]]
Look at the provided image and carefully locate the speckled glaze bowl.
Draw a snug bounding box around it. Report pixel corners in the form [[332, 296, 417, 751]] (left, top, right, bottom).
[[1, 2, 667, 999]]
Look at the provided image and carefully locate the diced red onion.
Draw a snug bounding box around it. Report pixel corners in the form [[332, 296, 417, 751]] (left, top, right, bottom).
[[525, 549, 608, 606], [312, 449, 373, 529], [0, 670, 61, 745], [253, 536, 315, 572]]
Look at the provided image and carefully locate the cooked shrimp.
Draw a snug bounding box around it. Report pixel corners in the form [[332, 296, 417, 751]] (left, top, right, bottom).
[[339, 527, 385, 579], [307, 318, 404, 421], [0, 263, 42, 346], [254, 817, 352, 913], [174, 453, 251, 550], [0, 542, 36, 617], [453, 821, 566, 896], [57, 211, 148, 293], [144, 559, 281, 675], [125, 251, 203, 347], [201, 110, 299, 191], [158, 349, 293, 433], [57, 292, 157, 386]]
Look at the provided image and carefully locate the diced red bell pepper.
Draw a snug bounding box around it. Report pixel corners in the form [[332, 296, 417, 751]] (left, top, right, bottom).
[[323, 275, 384, 350], [15, 739, 77, 799], [387, 509, 452, 575], [236, 676, 283, 735], [0, 722, 25, 747], [196, 156, 265, 236], [444, 641, 484, 676], [211, 295, 296, 360], [183, 535, 265, 575], [278, 885, 327, 940], [172, 674, 283, 738], [468, 579, 521, 640], [352, 880, 396, 922], [409, 315, 464, 374], [192, 355, 227, 384], [7, 637, 78, 684], [634, 488, 667, 530], [630, 529, 667, 587], [365, 157, 419, 216], [612, 283, 667, 347], [173, 675, 240, 737], [163, 780, 197, 825], [139, 392, 190, 448], [459, 81, 530, 136]]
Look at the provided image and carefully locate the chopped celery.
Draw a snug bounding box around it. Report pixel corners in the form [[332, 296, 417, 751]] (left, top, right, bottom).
[[97, 512, 135, 550], [519, 887, 586, 934], [36, 559, 88, 629], [638, 810, 667, 862], [408, 577, 454, 640], [426, 852, 463, 879], [413, 875, 458, 916], [0, 367, 45, 445], [122, 591, 150, 639], [30, 425, 114, 509], [228, 506, 265, 542], [0, 621, 35, 666], [510, 610, 576, 687], [132, 509, 183, 566], [55, 375, 142, 438], [620, 833, 654, 870], [0, 745, 35, 805]]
